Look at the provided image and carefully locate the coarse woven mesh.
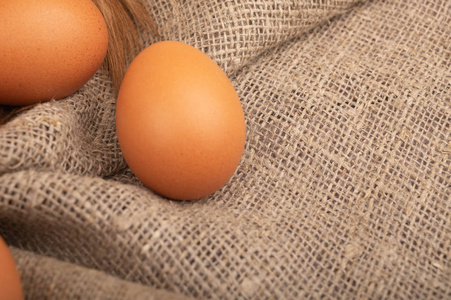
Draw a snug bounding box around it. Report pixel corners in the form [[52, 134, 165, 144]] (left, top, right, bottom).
[[10, 247, 192, 300], [1, 0, 450, 299]]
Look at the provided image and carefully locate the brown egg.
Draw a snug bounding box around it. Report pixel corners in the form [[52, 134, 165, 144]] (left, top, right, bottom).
[[0, 0, 108, 106], [0, 236, 24, 300], [116, 41, 246, 200]]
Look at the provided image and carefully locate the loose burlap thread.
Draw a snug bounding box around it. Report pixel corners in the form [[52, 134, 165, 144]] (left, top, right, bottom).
[[1, 0, 450, 299]]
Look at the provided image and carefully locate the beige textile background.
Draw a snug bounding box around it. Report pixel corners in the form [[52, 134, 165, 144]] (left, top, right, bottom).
[[1, 0, 450, 299]]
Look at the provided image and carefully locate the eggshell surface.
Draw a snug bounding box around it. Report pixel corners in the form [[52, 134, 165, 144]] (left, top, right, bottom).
[[0, 236, 24, 300], [116, 41, 246, 200], [0, 0, 108, 105]]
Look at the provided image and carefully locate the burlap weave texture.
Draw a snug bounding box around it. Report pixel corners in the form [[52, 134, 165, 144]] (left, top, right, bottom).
[[0, 0, 450, 299]]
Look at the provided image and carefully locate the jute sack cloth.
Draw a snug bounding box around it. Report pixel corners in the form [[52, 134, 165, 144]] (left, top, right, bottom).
[[10, 247, 191, 300], [1, 0, 450, 298]]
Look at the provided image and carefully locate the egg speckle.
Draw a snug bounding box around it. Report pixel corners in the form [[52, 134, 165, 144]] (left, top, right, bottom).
[[116, 41, 246, 200], [0, 0, 108, 105]]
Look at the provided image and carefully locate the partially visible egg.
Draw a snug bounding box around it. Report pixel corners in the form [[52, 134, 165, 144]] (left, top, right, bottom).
[[0, 0, 108, 106], [116, 41, 246, 200], [0, 235, 24, 300]]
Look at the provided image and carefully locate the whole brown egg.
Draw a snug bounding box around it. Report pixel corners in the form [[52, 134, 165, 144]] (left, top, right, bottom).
[[116, 41, 246, 201], [0, 0, 108, 105], [0, 235, 24, 300]]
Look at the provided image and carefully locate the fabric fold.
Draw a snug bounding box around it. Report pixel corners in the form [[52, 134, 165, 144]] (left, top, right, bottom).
[[144, 0, 365, 76], [11, 247, 192, 300]]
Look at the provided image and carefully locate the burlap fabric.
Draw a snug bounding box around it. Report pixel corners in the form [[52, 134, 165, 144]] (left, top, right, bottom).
[[1, 0, 450, 299], [10, 248, 190, 300]]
